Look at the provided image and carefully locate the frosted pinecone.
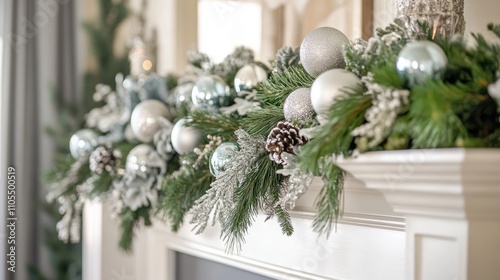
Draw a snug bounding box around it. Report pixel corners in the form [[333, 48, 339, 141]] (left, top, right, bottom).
[[266, 121, 308, 165], [89, 146, 118, 174], [273, 46, 300, 73]]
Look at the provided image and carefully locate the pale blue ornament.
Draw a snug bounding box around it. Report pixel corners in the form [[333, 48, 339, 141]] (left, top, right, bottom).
[[396, 41, 448, 87], [210, 142, 240, 177], [69, 129, 99, 159], [192, 75, 232, 111]]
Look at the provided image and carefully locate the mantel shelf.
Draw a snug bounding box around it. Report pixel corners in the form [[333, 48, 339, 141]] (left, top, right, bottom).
[[83, 148, 500, 280]]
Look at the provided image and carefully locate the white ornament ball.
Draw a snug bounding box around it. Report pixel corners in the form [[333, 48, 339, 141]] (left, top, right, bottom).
[[171, 118, 204, 155], [69, 129, 99, 159], [126, 144, 155, 174], [310, 69, 361, 118], [300, 27, 350, 77], [283, 88, 315, 121], [234, 64, 268, 93], [130, 100, 172, 143]]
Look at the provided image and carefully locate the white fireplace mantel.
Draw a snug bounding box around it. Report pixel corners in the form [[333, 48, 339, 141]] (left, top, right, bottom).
[[83, 149, 500, 280]]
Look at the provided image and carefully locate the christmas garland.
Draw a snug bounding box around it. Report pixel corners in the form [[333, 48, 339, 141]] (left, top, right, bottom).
[[46, 20, 500, 252]]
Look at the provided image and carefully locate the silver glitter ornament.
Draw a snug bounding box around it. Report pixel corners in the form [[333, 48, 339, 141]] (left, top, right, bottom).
[[209, 142, 239, 177], [192, 75, 232, 111], [310, 69, 361, 119], [69, 129, 99, 159], [126, 144, 155, 174], [300, 27, 350, 77], [171, 118, 204, 155], [396, 0, 465, 36], [396, 41, 448, 87], [234, 64, 268, 93], [173, 83, 194, 108], [130, 100, 172, 143], [283, 88, 315, 121]]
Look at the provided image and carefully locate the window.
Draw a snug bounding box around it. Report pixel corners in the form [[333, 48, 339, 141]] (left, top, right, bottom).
[[198, 0, 263, 62]]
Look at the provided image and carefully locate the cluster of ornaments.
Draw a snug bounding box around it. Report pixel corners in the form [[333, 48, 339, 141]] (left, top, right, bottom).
[[68, 24, 451, 213], [69, 57, 272, 190]]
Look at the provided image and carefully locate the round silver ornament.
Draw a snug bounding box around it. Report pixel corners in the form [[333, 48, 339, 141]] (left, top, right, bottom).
[[192, 75, 232, 111], [209, 142, 239, 177], [126, 144, 155, 174], [300, 27, 350, 77], [310, 69, 361, 118], [396, 41, 448, 87], [173, 83, 194, 108], [69, 129, 99, 159], [283, 88, 315, 121], [130, 100, 172, 143], [234, 64, 268, 93], [171, 118, 204, 155]]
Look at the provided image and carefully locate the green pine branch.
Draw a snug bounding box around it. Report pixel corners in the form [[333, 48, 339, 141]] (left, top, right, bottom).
[[118, 205, 153, 252], [188, 110, 241, 141], [157, 156, 213, 232], [299, 91, 371, 175], [488, 23, 500, 39], [274, 205, 294, 236], [409, 82, 485, 148], [256, 66, 314, 107], [222, 153, 282, 253], [240, 106, 284, 138], [313, 161, 344, 236]]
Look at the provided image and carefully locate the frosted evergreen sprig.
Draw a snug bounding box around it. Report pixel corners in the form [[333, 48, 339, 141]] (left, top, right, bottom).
[[276, 152, 314, 210], [189, 129, 265, 234], [351, 74, 410, 151]]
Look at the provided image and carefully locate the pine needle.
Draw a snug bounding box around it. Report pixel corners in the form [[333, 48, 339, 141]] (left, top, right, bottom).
[[157, 159, 213, 232], [188, 110, 241, 140], [222, 154, 281, 253], [409, 82, 482, 148], [256, 66, 314, 107], [313, 161, 344, 236], [299, 91, 371, 175], [240, 106, 284, 138], [118, 206, 152, 252]]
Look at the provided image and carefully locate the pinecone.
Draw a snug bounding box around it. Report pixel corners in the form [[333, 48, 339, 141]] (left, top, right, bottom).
[[266, 121, 308, 165], [89, 146, 118, 174], [273, 46, 300, 73]]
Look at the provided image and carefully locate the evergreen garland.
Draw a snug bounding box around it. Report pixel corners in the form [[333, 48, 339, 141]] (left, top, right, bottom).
[[46, 18, 500, 256]]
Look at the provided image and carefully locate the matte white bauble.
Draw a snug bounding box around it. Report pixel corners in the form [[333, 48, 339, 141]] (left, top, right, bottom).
[[171, 118, 204, 155], [130, 100, 172, 143], [310, 69, 361, 118]]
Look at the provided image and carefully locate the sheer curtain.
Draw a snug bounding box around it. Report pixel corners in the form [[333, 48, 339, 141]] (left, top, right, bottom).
[[1, 0, 80, 279]]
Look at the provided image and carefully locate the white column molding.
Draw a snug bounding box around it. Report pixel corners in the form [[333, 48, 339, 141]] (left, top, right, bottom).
[[337, 148, 500, 280]]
